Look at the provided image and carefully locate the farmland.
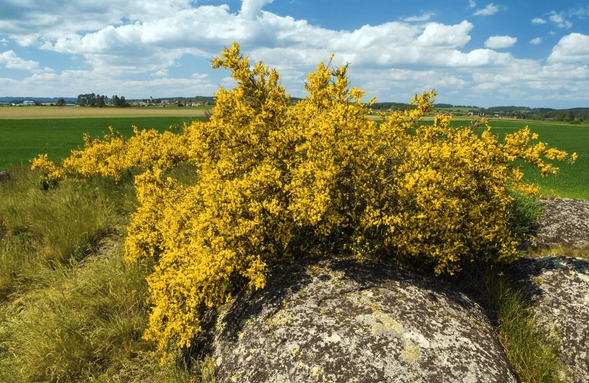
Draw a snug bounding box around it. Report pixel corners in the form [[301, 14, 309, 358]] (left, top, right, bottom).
[[1, 110, 586, 199], [422, 117, 589, 200], [480, 119, 589, 200], [0, 115, 203, 168], [0, 105, 209, 119]]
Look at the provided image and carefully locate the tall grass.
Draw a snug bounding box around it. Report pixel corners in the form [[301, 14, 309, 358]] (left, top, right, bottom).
[[0, 166, 197, 382], [0, 243, 195, 382], [0, 167, 115, 299], [454, 265, 565, 383], [450, 192, 566, 383]]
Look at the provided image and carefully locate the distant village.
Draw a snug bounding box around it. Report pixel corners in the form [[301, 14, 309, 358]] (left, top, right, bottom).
[[128, 97, 214, 107], [0, 95, 215, 108]]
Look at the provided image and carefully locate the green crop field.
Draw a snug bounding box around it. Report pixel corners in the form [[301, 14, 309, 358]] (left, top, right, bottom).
[[415, 117, 588, 200], [0, 116, 201, 168], [1, 115, 587, 199], [464, 118, 588, 200]]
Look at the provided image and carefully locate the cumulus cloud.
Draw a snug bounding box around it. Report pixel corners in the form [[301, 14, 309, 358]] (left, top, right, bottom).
[[530, 37, 542, 45], [240, 0, 273, 19], [152, 69, 168, 77], [403, 13, 435, 22], [549, 12, 573, 28], [474, 4, 499, 16], [0, 50, 40, 71], [532, 18, 547, 24], [484, 36, 517, 49], [416, 21, 472, 47], [548, 33, 589, 63], [0, 0, 588, 107], [468, 0, 476, 9]]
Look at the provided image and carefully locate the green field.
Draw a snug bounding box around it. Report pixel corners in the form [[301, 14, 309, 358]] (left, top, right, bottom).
[[419, 118, 589, 200], [0, 117, 201, 168], [1, 116, 587, 199], [479, 119, 588, 200]]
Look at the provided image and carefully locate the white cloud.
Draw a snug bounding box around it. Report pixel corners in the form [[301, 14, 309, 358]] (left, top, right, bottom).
[[152, 69, 168, 77], [548, 33, 589, 63], [403, 13, 435, 22], [0, 50, 40, 71], [468, 0, 476, 9], [416, 21, 472, 47], [530, 37, 542, 45], [474, 4, 499, 16], [569, 6, 589, 18], [240, 0, 274, 19], [549, 12, 573, 28], [531, 18, 547, 24], [0, 0, 588, 107], [484, 36, 517, 49]]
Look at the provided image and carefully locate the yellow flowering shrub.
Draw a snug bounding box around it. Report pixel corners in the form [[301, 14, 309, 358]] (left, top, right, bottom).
[[31, 126, 191, 185], [32, 42, 576, 358]]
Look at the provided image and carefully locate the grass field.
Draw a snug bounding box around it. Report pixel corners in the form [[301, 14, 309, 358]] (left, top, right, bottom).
[[0, 116, 201, 168], [483, 119, 589, 200], [431, 118, 589, 200], [1, 112, 587, 199]]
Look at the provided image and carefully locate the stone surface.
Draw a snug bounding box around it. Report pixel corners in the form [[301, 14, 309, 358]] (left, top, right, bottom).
[[508, 256, 589, 383], [535, 198, 589, 248], [213, 257, 517, 383]]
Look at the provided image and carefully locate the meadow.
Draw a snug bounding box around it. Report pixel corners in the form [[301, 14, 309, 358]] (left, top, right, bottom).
[[2, 112, 587, 199], [481, 119, 588, 200], [0, 116, 203, 168], [431, 117, 589, 200]]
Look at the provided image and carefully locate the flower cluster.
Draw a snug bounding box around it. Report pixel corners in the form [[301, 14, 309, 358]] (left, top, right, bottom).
[[32, 43, 576, 359], [32, 126, 192, 184]]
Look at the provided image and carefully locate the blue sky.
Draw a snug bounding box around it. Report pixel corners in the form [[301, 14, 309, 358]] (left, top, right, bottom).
[[0, 0, 588, 108]]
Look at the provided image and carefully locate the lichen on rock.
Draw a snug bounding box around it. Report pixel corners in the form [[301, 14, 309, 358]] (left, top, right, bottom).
[[535, 198, 589, 249], [213, 257, 517, 382]]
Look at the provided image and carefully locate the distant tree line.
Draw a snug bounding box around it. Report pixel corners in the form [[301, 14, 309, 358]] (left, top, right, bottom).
[[433, 103, 589, 122], [76, 93, 129, 107], [371, 102, 416, 111], [478, 106, 589, 122]]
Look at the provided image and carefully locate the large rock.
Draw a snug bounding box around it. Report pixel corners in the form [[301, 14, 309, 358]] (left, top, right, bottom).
[[508, 256, 589, 382], [213, 257, 517, 382], [536, 198, 589, 248]]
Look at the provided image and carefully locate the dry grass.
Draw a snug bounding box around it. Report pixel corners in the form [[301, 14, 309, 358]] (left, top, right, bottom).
[[0, 106, 206, 119], [527, 245, 589, 260]]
